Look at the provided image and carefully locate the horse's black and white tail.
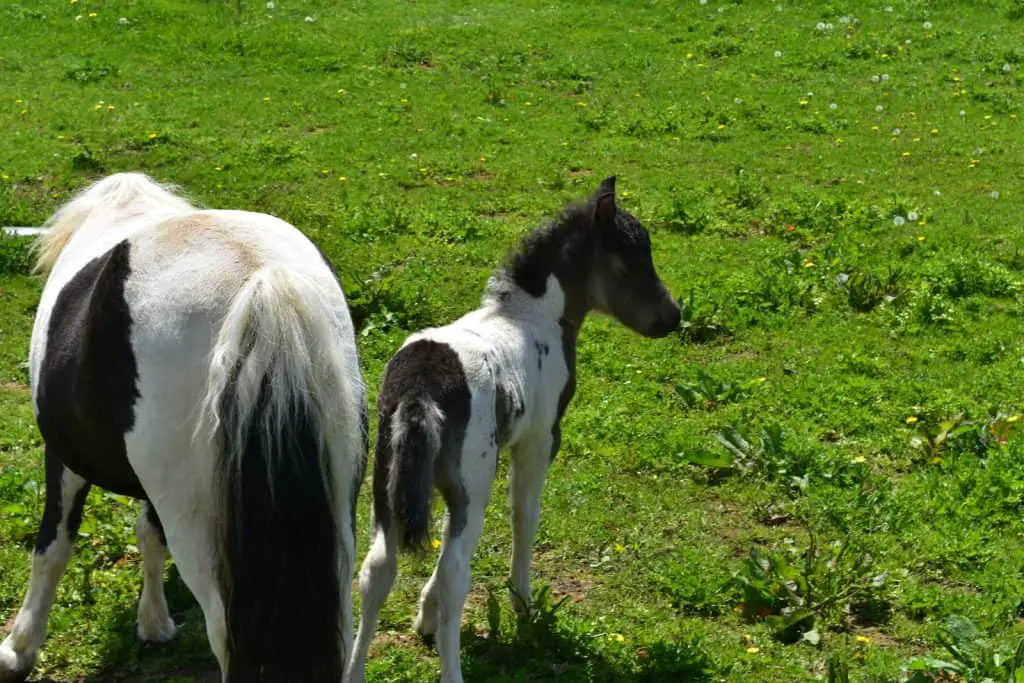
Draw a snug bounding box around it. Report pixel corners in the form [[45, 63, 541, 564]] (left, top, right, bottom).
[[384, 397, 444, 551], [199, 266, 361, 682]]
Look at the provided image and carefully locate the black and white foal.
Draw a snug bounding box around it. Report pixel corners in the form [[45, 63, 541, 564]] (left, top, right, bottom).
[[348, 177, 681, 682], [0, 173, 367, 683]]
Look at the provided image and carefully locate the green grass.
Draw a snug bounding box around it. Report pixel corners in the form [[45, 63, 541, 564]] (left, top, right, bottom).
[[3, 0, 1024, 680]]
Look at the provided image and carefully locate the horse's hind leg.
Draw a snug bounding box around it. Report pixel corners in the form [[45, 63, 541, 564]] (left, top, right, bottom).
[[0, 448, 90, 682], [136, 501, 177, 643]]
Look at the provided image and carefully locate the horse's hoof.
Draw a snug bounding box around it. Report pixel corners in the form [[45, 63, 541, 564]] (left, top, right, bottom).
[[137, 617, 178, 644], [0, 643, 35, 683]]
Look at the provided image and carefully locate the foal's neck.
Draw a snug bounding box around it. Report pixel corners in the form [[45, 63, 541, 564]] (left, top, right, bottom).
[[501, 211, 596, 333]]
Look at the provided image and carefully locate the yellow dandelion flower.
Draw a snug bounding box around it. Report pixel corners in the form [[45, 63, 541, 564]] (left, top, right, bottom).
[[148, 133, 158, 139], [400, 98, 408, 104], [918, 235, 926, 242], [799, 99, 809, 106], [20, 110, 27, 115], [913, 137, 921, 142], [902, 151, 911, 158], [804, 260, 816, 268], [15, 99, 22, 104], [856, 635, 871, 644], [479, 156, 486, 162], [609, 633, 625, 643], [263, 96, 270, 102], [854, 456, 867, 464], [107, 104, 115, 111], [615, 543, 625, 553], [717, 123, 726, 129], [57, 135, 65, 140], [431, 539, 441, 550], [930, 128, 938, 134], [906, 416, 918, 424], [622, 190, 632, 197], [746, 647, 760, 654], [88, 11, 97, 16], [338, 176, 347, 181], [321, 169, 329, 175], [672, 136, 680, 141], [337, 88, 346, 94], [524, 101, 532, 106], [1, 174, 9, 182], [984, 114, 993, 120], [686, 53, 694, 59], [871, 125, 880, 131], [577, 101, 587, 107]]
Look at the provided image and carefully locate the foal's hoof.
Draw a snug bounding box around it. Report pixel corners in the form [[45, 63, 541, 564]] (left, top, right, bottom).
[[417, 631, 436, 649], [0, 644, 35, 683], [137, 616, 178, 644]]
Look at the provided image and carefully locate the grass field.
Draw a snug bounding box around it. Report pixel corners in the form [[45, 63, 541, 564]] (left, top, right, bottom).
[[2, 0, 1024, 680]]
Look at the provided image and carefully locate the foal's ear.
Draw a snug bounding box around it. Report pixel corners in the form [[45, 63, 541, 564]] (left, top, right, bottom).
[[592, 176, 617, 226]]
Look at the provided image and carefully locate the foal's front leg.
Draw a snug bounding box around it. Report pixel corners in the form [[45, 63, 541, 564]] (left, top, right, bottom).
[[508, 430, 555, 613], [135, 501, 177, 643], [0, 448, 90, 682]]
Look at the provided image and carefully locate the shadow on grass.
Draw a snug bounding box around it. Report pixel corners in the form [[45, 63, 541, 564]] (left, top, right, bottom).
[[460, 613, 714, 682]]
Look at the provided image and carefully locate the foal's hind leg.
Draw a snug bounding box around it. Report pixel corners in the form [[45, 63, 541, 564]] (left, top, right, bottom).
[[135, 501, 177, 643], [508, 431, 555, 613], [347, 515, 398, 683], [416, 447, 497, 683], [0, 449, 90, 682]]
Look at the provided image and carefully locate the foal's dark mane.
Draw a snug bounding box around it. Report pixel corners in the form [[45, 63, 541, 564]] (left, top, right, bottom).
[[499, 201, 595, 299]]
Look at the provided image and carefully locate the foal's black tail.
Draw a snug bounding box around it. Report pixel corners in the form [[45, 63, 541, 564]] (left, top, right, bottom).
[[200, 266, 363, 683], [383, 397, 444, 552]]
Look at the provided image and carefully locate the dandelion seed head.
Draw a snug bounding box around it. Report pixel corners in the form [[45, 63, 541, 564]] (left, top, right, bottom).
[[991, 190, 1000, 200], [774, 50, 783, 57], [734, 97, 743, 104], [304, 15, 315, 22], [1003, 63, 1012, 73], [922, 21, 932, 30], [933, 189, 941, 196], [892, 127, 901, 136], [885, 6, 893, 12], [871, 75, 880, 83], [881, 74, 890, 82], [75, 14, 83, 20], [960, 110, 966, 117], [876, 104, 884, 112], [266, 1, 274, 7], [119, 17, 128, 24], [905, 39, 912, 45], [816, 22, 826, 30], [893, 215, 906, 226], [826, 22, 834, 29], [908, 211, 919, 221], [829, 102, 838, 110]]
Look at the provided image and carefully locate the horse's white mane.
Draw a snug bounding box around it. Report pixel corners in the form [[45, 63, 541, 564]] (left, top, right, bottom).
[[32, 172, 193, 276]]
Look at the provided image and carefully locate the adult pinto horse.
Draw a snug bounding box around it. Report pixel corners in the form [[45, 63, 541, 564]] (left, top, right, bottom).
[[0, 173, 367, 683]]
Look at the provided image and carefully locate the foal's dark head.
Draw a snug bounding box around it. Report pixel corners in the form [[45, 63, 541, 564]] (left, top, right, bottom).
[[509, 176, 681, 338]]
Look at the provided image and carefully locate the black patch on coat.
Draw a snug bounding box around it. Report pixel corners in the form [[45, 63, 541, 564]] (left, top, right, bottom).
[[375, 340, 472, 547], [36, 239, 145, 498], [34, 446, 91, 553], [551, 319, 579, 461]]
